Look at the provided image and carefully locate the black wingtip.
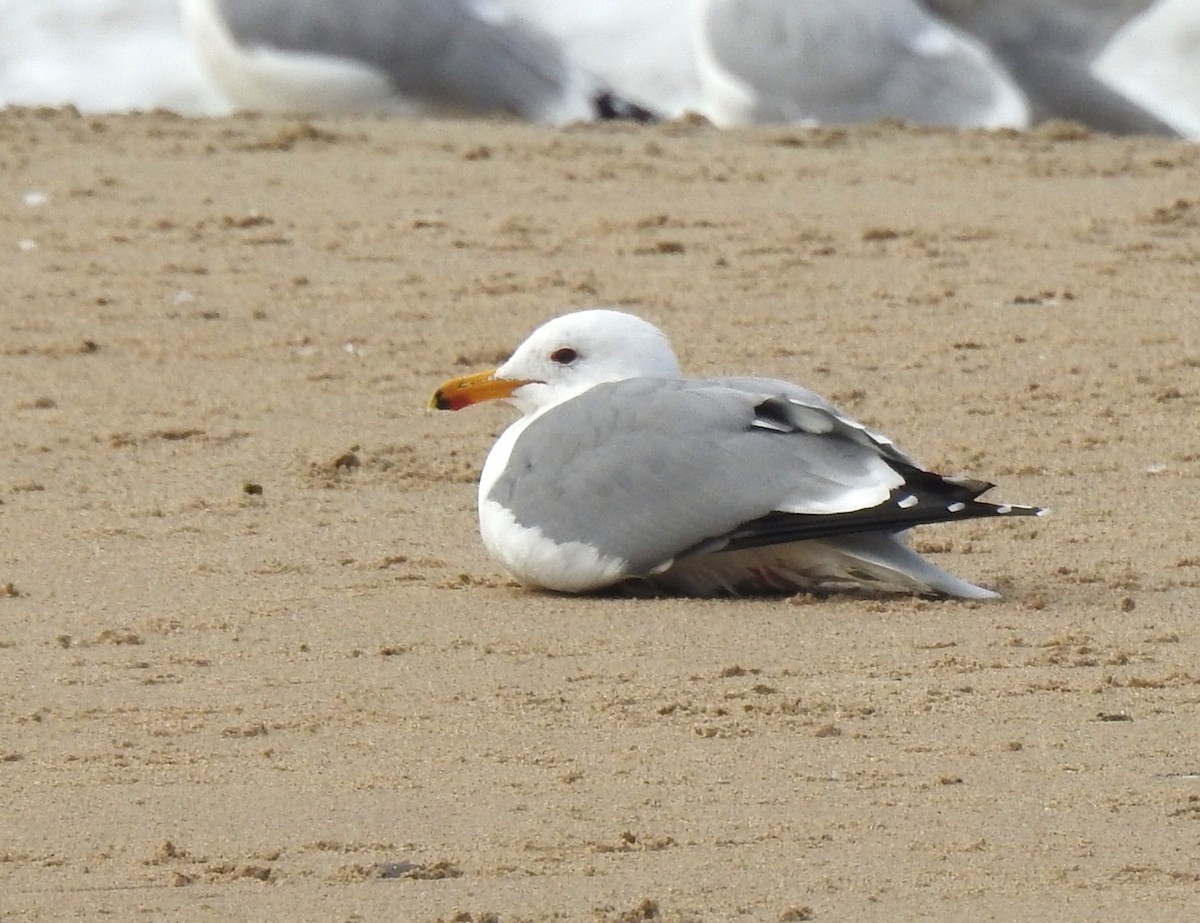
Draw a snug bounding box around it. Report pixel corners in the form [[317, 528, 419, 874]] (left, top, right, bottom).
[[712, 470, 1044, 554]]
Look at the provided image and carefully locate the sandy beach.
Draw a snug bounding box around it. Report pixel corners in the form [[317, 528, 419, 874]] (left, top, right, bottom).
[[2, 107, 1199, 921]]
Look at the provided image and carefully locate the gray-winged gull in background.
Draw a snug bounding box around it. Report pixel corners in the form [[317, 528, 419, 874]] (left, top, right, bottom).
[[181, 0, 655, 122], [431, 309, 1045, 598], [921, 0, 1182, 136], [693, 0, 1030, 128]]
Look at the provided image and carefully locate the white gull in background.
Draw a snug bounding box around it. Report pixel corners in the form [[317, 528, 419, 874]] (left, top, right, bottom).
[[431, 310, 1044, 598], [180, 0, 656, 122], [923, 0, 1183, 136], [693, 0, 1029, 128]]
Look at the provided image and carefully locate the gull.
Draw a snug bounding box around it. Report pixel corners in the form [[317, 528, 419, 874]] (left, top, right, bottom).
[[431, 309, 1044, 598], [692, 0, 1030, 128], [180, 0, 656, 122], [922, 0, 1182, 136]]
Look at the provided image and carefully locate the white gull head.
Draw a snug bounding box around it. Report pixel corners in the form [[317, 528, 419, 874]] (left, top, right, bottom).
[[494, 309, 683, 417]]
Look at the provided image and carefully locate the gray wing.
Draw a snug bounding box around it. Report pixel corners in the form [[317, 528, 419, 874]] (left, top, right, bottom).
[[923, 0, 1179, 135], [488, 378, 1037, 577], [212, 0, 629, 120], [924, 0, 1155, 59], [699, 0, 1025, 126]]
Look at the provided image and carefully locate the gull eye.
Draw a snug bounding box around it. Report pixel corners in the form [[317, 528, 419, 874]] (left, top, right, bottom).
[[550, 347, 578, 365]]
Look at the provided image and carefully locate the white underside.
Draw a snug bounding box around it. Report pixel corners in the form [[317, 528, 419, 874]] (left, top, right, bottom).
[[478, 413, 632, 593], [480, 496, 631, 592]]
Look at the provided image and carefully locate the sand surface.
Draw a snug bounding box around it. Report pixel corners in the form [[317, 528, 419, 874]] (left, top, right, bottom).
[[2, 108, 1199, 921]]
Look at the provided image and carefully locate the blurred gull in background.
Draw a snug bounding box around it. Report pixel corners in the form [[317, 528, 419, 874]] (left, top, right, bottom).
[[180, 0, 658, 123], [1, 0, 1197, 137], [923, 0, 1183, 136], [694, 0, 1029, 128]]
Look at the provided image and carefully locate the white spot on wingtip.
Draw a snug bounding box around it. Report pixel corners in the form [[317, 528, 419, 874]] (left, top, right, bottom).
[[996, 504, 1012, 514], [947, 501, 966, 513], [898, 494, 918, 509]]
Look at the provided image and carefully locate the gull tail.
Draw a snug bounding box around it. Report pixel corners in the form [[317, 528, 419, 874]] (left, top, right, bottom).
[[811, 533, 1000, 599], [655, 532, 1002, 599]]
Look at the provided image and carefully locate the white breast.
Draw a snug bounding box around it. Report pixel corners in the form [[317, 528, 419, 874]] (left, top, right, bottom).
[[477, 414, 631, 592]]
